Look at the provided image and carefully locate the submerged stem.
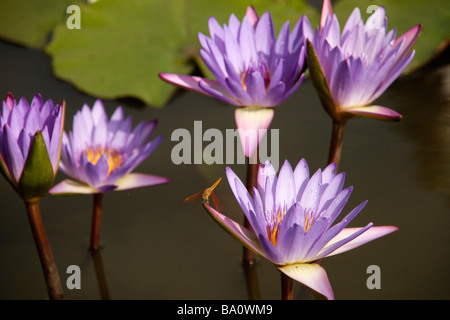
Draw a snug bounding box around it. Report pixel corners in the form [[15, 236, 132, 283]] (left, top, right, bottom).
[[90, 193, 104, 251], [90, 249, 110, 300], [25, 200, 63, 300]]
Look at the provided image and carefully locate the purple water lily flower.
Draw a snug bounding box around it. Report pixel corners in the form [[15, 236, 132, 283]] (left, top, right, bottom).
[[50, 100, 168, 194], [0, 93, 65, 201], [307, 0, 422, 122], [160, 6, 311, 157], [203, 159, 398, 299]]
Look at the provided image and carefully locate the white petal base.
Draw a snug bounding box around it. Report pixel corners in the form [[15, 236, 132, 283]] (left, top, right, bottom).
[[235, 107, 274, 158], [278, 263, 334, 300]]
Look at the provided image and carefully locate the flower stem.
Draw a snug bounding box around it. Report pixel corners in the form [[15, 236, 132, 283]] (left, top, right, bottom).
[[244, 155, 258, 265], [328, 120, 346, 170], [243, 151, 260, 300], [25, 200, 64, 300], [281, 273, 293, 300], [90, 193, 103, 252]]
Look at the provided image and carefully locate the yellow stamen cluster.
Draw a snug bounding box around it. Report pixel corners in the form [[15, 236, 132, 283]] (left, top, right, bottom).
[[84, 146, 124, 176], [304, 212, 314, 233], [267, 209, 286, 246], [266, 207, 315, 246], [240, 64, 271, 92]]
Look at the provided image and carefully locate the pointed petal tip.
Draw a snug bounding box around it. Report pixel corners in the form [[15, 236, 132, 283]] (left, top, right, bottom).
[[245, 6, 259, 26], [344, 105, 403, 121], [320, 0, 334, 30], [114, 173, 169, 191], [49, 179, 98, 195]]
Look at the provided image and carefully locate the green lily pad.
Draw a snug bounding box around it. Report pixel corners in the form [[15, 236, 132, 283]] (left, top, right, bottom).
[[333, 0, 450, 72], [0, 0, 81, 49], [44, 0, 318, 107]]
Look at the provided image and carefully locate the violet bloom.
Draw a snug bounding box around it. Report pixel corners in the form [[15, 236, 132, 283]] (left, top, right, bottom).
[[203, 159, 398, 299], [307, 0, 421, 122], [50, 100, 168, 194], [160, 6, 311, 157], [0, 93, 65, 202]]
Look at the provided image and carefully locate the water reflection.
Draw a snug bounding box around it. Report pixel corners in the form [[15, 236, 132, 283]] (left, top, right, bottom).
[[90, 249, 111, 300], [387, 45, 450, 201]]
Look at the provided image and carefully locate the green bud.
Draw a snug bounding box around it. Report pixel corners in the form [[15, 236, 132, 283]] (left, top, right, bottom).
[[18, 131, 55, 202]]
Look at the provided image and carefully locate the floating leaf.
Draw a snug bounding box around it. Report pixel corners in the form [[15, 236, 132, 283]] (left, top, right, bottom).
[[0, 0, 81, 49]]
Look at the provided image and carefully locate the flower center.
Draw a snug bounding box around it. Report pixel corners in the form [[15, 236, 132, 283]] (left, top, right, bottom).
[[240, 61, 271, 92], [84, 146, 124, 175]]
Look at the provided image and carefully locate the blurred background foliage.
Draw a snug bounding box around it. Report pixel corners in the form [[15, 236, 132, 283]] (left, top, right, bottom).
[[0, 0, 448, 107]]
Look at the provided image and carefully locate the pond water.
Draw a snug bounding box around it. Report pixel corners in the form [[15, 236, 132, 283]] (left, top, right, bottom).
[[0, 39, 449, 300]]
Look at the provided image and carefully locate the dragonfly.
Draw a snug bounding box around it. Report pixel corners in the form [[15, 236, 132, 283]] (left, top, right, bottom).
[[183, 177, 223, 212]]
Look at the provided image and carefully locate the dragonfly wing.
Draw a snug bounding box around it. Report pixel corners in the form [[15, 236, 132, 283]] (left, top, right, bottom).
[[211, 191, 223, 212], [183, 191, 203, 204]]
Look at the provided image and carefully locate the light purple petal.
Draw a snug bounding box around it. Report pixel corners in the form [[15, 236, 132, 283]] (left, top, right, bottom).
[[299, 168, 322, 214], [114, 173, 169, 191], [203, 203, 266, 258], [239, 17, 258, 69], [278, 223, 305, 264], [318, 172, 345, 213], [258, 234, 284, 265], [320, 0, 334, 30], [49, 179, 97, 195], [198, 78, 241, 106], [345, 105, 402, 121], [293, 158, 309, 200], [317, 223, 374, 259], [245, 72, 266, 106], [393, 24, 422, 60], [3, 124, 24, 183], [226, 166, 254, 219], [275, 160, 295, 210], [159, 73, 226, 100], [254, 11, 275, 57], [324, 225, 399, 257]]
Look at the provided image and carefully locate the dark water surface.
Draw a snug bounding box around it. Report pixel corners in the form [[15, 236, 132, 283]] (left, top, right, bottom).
[[0, 39, 449, 300]]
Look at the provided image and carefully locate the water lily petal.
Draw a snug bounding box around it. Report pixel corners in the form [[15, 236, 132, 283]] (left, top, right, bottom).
[[203, 203, 266, 258], [114, 173, 169, 191], [279, 263, 334, 300], [2, 124, 24, 183], [320, 0, 334, 30], [393, 25, 422, 60], [49, 179, 97, 194], [344, 105, 402, 121], [245, 6, 259, 27], [324, 225, 399, 258], [293, 158, 309, 200], [258, 234, 284, 265]]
